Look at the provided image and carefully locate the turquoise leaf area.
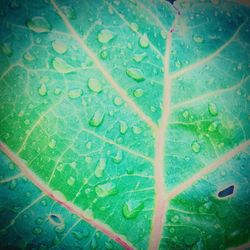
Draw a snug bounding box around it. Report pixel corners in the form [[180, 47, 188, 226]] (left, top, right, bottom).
[[0, 0, 249, 249]]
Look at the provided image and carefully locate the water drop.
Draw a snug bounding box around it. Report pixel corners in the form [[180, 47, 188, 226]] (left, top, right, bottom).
[[68, 88, 83, 99], [95, 182, 118, 197], [9, 179, 17, 190], [100, 50, 108, 59], [133, 52, 147, 62], [139, 33, 149, 48], [132, 126, 142, 134], [38, 83, 47, 96], [112, 151, 123, 163], [208, 120, 218, 132], [52, 57, 74, 74], [126, 67, 145, 82], [170, 215, 179, 223], [193, 35, 204, 43], [98, 29, 114, 44], [119, 121, 128, 134], [67, 176, 75, 186], [191, 141, 201, 153], [48, 138, 57, 149], [52, 40, 68, 54], [48, 214, 62, 225], [182, 110, 189, 119], [26, 16, 51, 33], [61, 6, 76, 19], [0, 43, 13, 57], [91, 238, 98, 250], [23, 51, 35, 61], [122, 200, 144, 219], [130, 22, 138, 32], [169, 227, 175, 234], [95, 158, 106, 178], [72, 229, 89, 240], [87, 78, 102, 93], [208, 102, 218, 116], [105, 242, 113, 250], [54, 87, 62, 95], [218, 185, 234, 198], [89, 110, 105, 127], [32, 227, 43, 235], [133, 88, 144, 97], [113, 97, 123, 106]]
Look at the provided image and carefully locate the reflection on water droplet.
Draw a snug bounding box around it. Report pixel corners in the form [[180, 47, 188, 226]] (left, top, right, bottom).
[[191, 141, 200, 153], [169, 227, 175, 234], [26, 16, 51, 33], [1, 43, 13, 57], [48, 138, 57, 149], [139, 33, 149, 48], [89, 110, 105, 127], [133, 88, 144, 97], [87, 78, 102, 93], [67, 176, 75, 186], [95, 182, 118, 197], [52, 40, 68, 54], [95, 158, 106, 178], [38, 83, 47, 96], [133, 52, 147, 62], [61, 6, 76, 19], [193, 35, 204, 43], [122, 200, 144, 219], [52, 57, 74, 74], [98, 29, 114, 44], [208, 102, 218, 116], [91, 238, 98, 250], [130, 22, 138, 32], [126, 67, 145, 82], [68, 88, 83, 99]]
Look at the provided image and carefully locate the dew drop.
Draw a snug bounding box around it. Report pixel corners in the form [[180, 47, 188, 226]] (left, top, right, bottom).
[[52, 40, 68, 54], [119, 121, 128, 134], [67, 88, 83, 99], [72, 229, 89, 240], [122, 200, 144, 219], [87, 78, 102, 93], [9, 179, 17, 190], [130, 22, 138, 32], [139, 33, 149, 48], [61, 6, 76, 19], [95, 158, 106, 178], [208, 102, 218, 116], [52, 57, 74, 74], [54, 87, 62, 95], [112, 151, 123, 163], [48, 138, 57, 149], [98, 29, 114, 44], [35, 217, 44, 225], [133, 52, 147, 62], [132, 126, 142, 134], [56, 163, 64, 172], [48, 214, 62, 225], [67, 176, 75, 186], [113, 97, 123, 106], [133, 88, 144, 97], [126, 67, 145, 82], [32, 227, 43, 235], [171, 215, 179, 223], [38, 83, 47, 96], [89, 110, 105, 127], [218, 185, 234, 198], [55, 224, 65, 233], [208, 120, 218, 132], [26, 16, 51, 33], [0, 43, 13, 57], [182, 110, 189, 119], [191, 141, 201, 153], [95, 182, 118, 197], [23, 51, 35, 61], [193, 35, 204, 43], [100, 50, 108, 59]]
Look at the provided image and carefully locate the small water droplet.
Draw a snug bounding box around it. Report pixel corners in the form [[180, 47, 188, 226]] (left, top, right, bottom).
[[67, 88, 83, 99], [133, 88, 144, 97], [100, 50, 108, 59], [67, 176, 75, 186], [48, 138, 57, 149], [113, 97, 123, 106], [38, 83, 47, 96], [35, 217, 44, 225], [119, 121, 128, 134], [112, 151, 123, 163], [208, 102, 218, 116], [26, 16, 51, 33], [182, 110, 189, 119], [72, 229, 89, 240], [193, 35, 204, 43], [87, 78, 102, 93], [86, 141, 92, 149], [89, 110, 105, 127], [61, 6, 76, 19], [218, 185, 234, 198], [23, 51, 35, 61], [32, 227, 43, 235], [139, 33, 149, 48], [9, 179, 17, 190], [133, 52, 147, 62], [54, 87, 62, 95], [126, 67, 145, 82], [41, 199, 47, 206], [52, 57, 74, 74], [169, 227, 175, 234], [91, 238, 98, 250], [49, 214, 63, 225], [171, 215, 179, 223], [0, 43, 13, 57], [95, 182, 118, 197], [132, 126, 142, 134], [95, 158, 106, 178], [98, 29, 114, 44], [191, 141, 201, 153], [122, 200, 144, 219], [175, 60, 182, 68], [208, 120, 218, 132], [130, 22, 138, 32], [52, 40, 68, 54]]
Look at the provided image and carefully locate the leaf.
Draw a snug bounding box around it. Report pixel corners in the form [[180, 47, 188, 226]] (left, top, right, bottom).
[[0, 0, 249, 249]]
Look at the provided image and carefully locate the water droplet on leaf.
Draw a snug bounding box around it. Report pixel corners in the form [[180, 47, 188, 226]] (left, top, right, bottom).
[[26, 16, 51, 33], [133, 52, 147, 62], [38, 83, 47, 96], [67, 176, 75, 186], [23, 51, 35, 61], [191, 141, 201, 153], [112, 151, 123, 163], [113, 97, 123, 106], [139, 33, 149, 48], [126, 67, 145, 82], [61, 6, 76, 19], [122, 200, 144, 219], [87, 78, 102, 93], [48, 138, 57, 149], [0, 43, 13, 57], [95, 182, 118, 197], [52, 57, 74, 73], [132, 126, 142, 134], [89, 110, 105, 127], [133, 88, 144, 97], [52, 40, 68, 54], [95, 158, 106, 178], [68, 88, 83, 99], [32, 227, 43, 235], [193, 35, 204, 43], [208, 102, 218, 116], [98, 29, 114, 44], [130, 22, 138, 32], [119, 121, 128, 134], [218, 185, 234, 198]]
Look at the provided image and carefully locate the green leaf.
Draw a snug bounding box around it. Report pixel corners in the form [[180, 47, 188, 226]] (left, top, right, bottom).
[[0, 0, 249, 249]]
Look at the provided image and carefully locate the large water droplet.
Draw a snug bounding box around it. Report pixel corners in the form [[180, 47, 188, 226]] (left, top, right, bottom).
[[122, 200, 144, 219], [191, 141, 200, 153], [67, 176, 75, 186], [67, 88, 83, 99], [0, 43, 13, 57], [126, 67, 145, 82], [133, 88, 144, 97], [133, 52, 147, 62], [89, 110, 105, 127], [26, 16, 51, 33], [218, 185, 234, 198], [119, 121, 128, 134], [87, 78, 102, 93], [95, 158, 106, 178], [52, 57, 74, 74], [139, 33, 149, 48], [208, 102, 218, 116], [61, 6, 76, 19], [95, 182, 118, 197], [98, 29, 114, 44], [52, 40, 68, 54], [38, 83, 47, 96]]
